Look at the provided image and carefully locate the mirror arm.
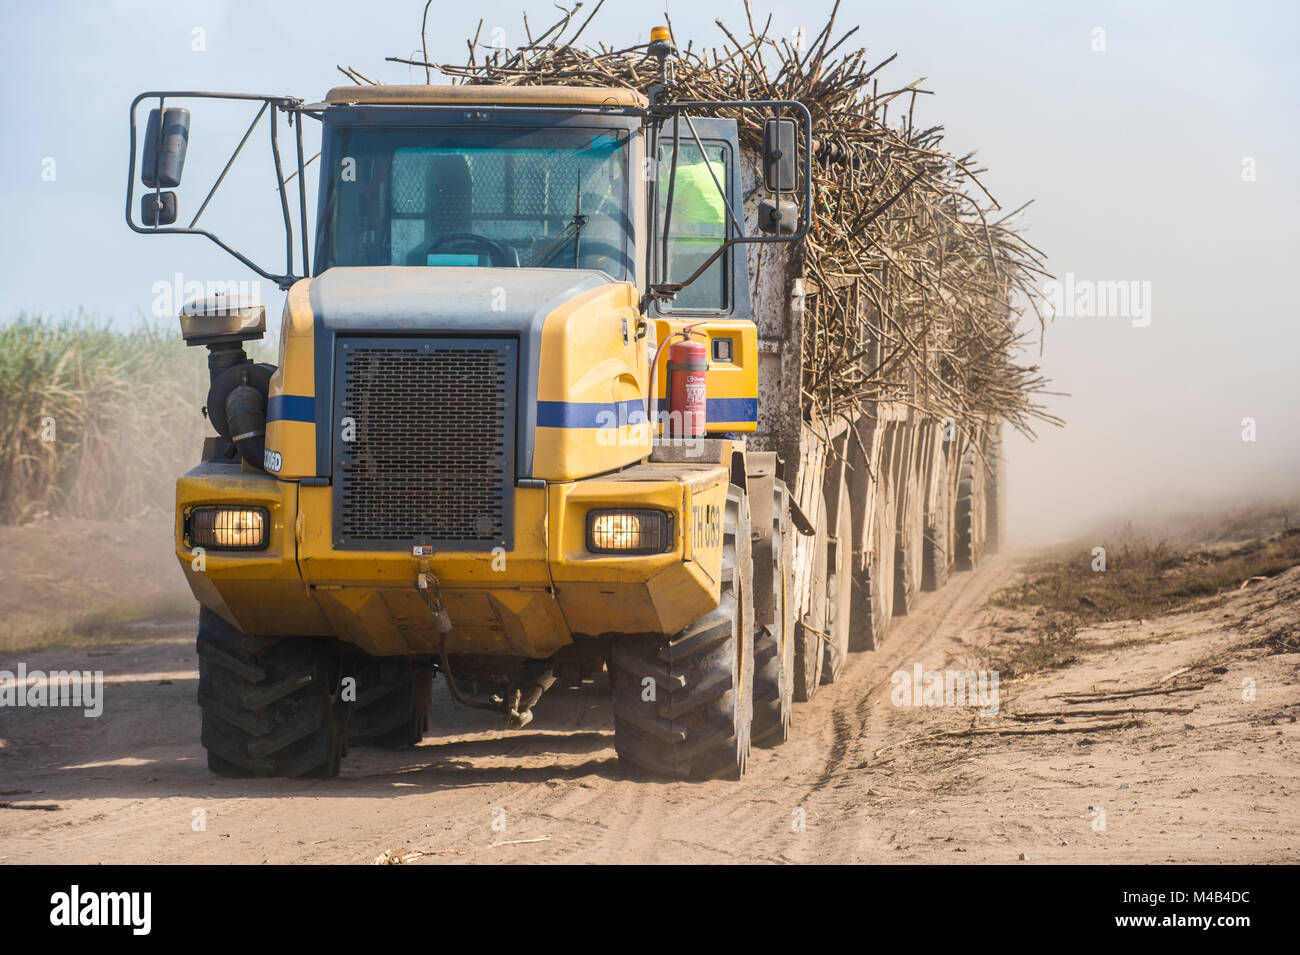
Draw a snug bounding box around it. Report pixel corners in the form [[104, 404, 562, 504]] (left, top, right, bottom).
[[125, 91, 309, 290], [189, 101, 267, 229], [658, 97, 813, 238], [644, 117, 659, 286], [649, 239, 729, 299], [269, 106, 295, 279], [294, 111, 310, 276], [647, 99, 814, 302], [660, 111, 680, 286], [681, 111, 746, 238]]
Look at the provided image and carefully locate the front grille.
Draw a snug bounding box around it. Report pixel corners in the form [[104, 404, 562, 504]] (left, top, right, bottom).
[[332, 337, 516, 550]]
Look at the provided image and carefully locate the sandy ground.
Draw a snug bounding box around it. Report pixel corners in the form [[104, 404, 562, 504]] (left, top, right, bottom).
[[0, 514, 193, 651], [0, 553, 1296, 865]]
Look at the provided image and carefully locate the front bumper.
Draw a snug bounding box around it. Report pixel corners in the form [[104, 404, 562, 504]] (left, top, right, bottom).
[[175, 461, 729, 658]]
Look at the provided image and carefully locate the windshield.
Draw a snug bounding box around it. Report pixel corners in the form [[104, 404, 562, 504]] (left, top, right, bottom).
[[316, 124, 632, 278]]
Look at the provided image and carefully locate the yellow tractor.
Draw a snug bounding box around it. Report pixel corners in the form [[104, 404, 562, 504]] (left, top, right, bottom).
[[126, 28, 1001, 779]]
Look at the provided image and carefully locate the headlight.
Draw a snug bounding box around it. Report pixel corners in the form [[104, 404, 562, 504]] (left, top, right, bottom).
[[186, 506, 269, 550], [586, 509, 672, 555]]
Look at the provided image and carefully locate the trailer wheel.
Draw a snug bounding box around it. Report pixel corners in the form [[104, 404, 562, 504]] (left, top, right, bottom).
[[954, 442, 987, 571], [347, 658, 434, 748], [197, 607, 349, 778], [793, 494, 827, 700], [985, 426, 1006, 555], [851, 471, 895, 651], [822, 481, 853, 683], [610, 485, 754, 780], [752, 484, 794, 746], [923, 449, 952, 591], [894, 466, 925, 616]]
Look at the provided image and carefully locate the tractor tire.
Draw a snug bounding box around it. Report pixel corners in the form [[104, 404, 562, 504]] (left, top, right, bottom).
[[197, 607, 349, 778], [954, 442, 987, 572], [793, 493, 828, 700], [922, 448, 952, 592], [851, 469, 895, 651], [821, 481, 853, 683], [985, 426, 1007, 555], [347, 657, 434, 748], [894, 468, 924, 616], [610, 485, 754, 780], [752, 483, 794, 747]]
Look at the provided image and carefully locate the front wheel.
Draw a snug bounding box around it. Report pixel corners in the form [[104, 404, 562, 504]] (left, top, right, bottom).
[[610, 485, 754, 780], [197, 608, 349, 778]]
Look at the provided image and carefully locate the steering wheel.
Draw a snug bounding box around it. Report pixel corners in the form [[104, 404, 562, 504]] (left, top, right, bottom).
[[408, 232, 518, 267]]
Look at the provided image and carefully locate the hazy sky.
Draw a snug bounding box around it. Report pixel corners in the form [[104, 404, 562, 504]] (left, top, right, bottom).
[[3, 0, 1298, 544]]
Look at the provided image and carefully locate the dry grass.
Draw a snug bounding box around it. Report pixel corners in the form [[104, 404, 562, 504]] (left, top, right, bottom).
[[0, 603, 197, 654], [985, 528, 1300, 677], [0, 313, 209, 524], [994, 529, 1300, 623], [985, 615, 1085, 679]]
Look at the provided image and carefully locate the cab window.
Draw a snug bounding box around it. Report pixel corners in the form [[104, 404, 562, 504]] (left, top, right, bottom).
[[656, 142, 729, 311]]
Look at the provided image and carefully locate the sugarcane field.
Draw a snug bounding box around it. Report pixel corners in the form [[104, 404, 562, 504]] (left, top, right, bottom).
[[0, 0, 1296, 927]]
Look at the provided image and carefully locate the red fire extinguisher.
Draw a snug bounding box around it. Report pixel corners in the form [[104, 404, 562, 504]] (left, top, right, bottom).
[[667, 334, 708, 437]]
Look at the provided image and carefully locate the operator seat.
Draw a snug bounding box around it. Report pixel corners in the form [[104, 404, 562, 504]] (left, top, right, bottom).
[[407, 153, 519, 267], [425, 153, 472, 243]]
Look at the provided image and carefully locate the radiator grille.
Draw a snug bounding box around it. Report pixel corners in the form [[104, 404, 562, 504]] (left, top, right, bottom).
[[333, 337, 515, 550]]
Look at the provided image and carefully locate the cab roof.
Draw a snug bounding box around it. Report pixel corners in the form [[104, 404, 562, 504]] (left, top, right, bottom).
[[323, 84, 647, 109]]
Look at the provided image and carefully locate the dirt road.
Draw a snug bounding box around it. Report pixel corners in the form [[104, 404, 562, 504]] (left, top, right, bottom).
[[1, 554, 1296, 864]]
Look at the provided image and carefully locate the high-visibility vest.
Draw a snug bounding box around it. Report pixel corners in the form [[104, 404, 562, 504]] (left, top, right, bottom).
[[668, 158, 727, 241]]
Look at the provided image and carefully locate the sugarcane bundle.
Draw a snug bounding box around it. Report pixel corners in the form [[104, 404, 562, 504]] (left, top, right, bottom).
[[359, 0, 1060, 437]]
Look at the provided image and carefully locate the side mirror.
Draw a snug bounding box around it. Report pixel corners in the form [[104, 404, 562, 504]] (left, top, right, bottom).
[[141, 191, 178, 226], [762, 117, 796, 193], [758, 198, 798, 235], [179, 295, 266, 347], [142, 107, 191, 188]]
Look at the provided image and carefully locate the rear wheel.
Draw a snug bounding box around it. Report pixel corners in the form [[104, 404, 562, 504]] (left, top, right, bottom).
[[610, 485, 754, 780], [985, 426, 1007, 555], [923, 442, 952, 591], [821, 481, 853, 683], [954, 440, 987, 571], [852, 469, 895, 651], [752, 483, 794, 746], [894, 457, 924, 616], [197, 607, 349, 778], [793, 493, 827, 700], [347, 658, 434, 748]]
